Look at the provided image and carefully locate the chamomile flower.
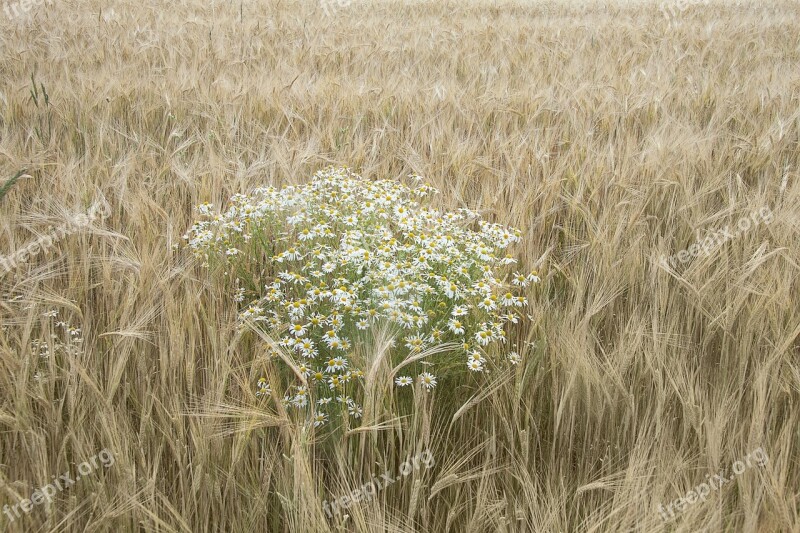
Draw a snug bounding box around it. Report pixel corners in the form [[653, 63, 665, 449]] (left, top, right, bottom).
[[467, 360, 484, 372], [327, 375, 343, 390], [404, 334, 426, 352], [297, 338, 316, 356], [501, 313, 519, 324], [418, 372, 437, 390], [313, 412, 328, 427], [256, 378, 271, 396], [290, 322, 307, 337], [347, 402, 363, 418], [452, 305, 469, 317], [293, 386, 309, 407], [197, 202, 214, 215], [327, 338, 345, 351], [239, 305, 264, 322], [508, 351, 522, 365], [477, 297, 496, 312], [323, 330, 342, 348], [325, 357, 348, 373], [297, 361, 312, 377], [395, 376, 413, 387], [468, 350, 485, 364], [512, 272, 528, 287], [447, 318, 465, 335], [475, 329, 492, 346], [298, 228, 316, 241]]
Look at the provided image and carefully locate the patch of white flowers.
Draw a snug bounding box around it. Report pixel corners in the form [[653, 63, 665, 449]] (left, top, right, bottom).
[[185, 167, 539, 426]]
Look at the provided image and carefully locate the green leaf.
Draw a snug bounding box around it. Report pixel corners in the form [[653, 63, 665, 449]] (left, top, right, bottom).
[[0, 169, 26, 203]]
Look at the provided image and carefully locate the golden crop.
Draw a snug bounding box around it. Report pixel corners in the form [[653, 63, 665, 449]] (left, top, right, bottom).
[[0, 0, 798, 531]]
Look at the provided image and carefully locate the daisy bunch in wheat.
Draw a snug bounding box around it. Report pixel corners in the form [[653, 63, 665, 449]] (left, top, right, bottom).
[[184, 167, 539, 428]]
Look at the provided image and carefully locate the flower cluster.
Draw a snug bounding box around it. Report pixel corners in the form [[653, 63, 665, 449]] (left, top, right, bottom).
[[184, 167, 538, 426], [29, 310, 84, 384]]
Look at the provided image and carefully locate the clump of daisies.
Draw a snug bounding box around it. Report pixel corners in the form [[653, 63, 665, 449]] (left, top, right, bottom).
[[27, 310, 84, 384], [185, 167, 539, 427]]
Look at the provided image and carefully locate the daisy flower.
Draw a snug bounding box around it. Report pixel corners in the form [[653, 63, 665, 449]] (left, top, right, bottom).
[[395, 376, 413, 387], [290, 322, 307, 337], [447, 318, 465, 335], [325, 357, 348, 373], [256, 378, 271, 396], [327, 375, 342, 390], [418, 372, 437, 390], [468, 350, 485, 364], [477, 297, 496, 312], [467, 360, 484, 372], [452, 305, 469, 317], [233, 287, 246, 303], [293, 392, 308, 408], [298, 228, 316, 241], [404, 335, 426, 352], [475, 329, 492, 346], [297, 338, 316, 356], [284, 247, 302, 260], [297, 361, 312, 377], [347, 403, 363, 418]]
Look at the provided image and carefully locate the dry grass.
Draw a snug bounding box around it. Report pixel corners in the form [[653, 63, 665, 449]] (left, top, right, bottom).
[[1, 0, 799, 531]]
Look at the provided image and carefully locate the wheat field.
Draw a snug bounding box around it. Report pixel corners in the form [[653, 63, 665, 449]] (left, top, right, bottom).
[[1, 0, 799, 531]]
